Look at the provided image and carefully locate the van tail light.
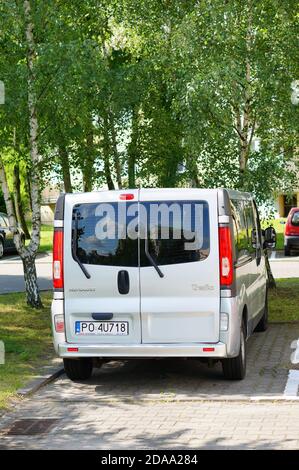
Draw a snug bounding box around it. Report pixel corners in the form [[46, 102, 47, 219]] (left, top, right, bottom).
[[219, 226, 233, 287], [53, 229, 64, 289], [54, 314, 65, 333]]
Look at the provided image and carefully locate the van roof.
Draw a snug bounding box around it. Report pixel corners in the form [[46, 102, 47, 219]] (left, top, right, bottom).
[[55, 188, 254, 220], [62, 187, 253, 199]]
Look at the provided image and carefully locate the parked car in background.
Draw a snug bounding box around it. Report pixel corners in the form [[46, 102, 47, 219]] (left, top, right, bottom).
[[0, 212, 25, 259], [51, 188, 276, 382], [284, 207, 299, 256]]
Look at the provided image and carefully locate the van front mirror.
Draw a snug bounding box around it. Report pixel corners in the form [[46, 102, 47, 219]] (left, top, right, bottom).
[[263, 226, 276, 249]]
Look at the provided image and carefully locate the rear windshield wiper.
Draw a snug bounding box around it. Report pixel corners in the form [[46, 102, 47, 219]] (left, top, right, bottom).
[[72, 213, 91, 279], [144, 237, 164, 278]]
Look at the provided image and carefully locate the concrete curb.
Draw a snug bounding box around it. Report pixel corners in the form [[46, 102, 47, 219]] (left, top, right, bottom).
[[17, 362, 65, 397], [269, 257, 299, 263]]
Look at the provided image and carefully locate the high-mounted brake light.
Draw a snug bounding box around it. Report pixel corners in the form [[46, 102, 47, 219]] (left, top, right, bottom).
[[119, 193, 134, 200], [219, 226, 233, 286], [53, 229, 64, 289]]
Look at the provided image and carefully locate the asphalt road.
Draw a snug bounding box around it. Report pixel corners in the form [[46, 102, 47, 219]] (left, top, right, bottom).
[[0, 252, 52, 294], [268, 251, 299, 278], [0, 251, 298, 294]]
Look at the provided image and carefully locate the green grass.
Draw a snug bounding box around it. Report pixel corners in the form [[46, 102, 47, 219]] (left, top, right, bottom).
[[0, 291, 53, 410], [269, 278, 299, 323], [261, 218, 286, 251], [25, 223, 53, 253], [39, 224, 53, 253]]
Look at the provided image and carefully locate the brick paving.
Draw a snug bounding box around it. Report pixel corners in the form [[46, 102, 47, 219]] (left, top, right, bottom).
[[0, 324, 299, 449], [1, 401, 299, 449]]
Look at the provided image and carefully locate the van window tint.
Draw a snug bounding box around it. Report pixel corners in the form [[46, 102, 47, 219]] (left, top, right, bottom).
[[243, 200, 257, 256], [140, 201, 210, 266], [73, 203, 138, 267], [291, 211, 299, 226], [72, 200, 210, 267], [252, 201, 262, 249], [231, 199, 250, 260]]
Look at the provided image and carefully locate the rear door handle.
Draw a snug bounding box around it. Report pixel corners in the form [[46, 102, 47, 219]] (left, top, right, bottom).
[[92, 313, 113, 321], [118, 270, 130, 295]]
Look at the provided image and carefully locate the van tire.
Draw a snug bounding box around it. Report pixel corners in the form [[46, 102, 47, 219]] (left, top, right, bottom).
[[63, 358, 93, 381], [222, 322, 246, 380], [0, 239, 4, 259], [255, 289, 268, 332], [284, 246, 291, 256]]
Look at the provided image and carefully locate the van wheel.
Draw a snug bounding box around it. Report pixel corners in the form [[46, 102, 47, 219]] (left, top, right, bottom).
[[255, 289, 268, 332], [284, 246, 291, 256], [0, 239, 3, 259], [63, 358, 93, 381], [222, 322, 246, 380]]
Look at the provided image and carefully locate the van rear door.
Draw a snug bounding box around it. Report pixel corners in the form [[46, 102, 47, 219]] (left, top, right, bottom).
[[63, 190, 141, 345], [139, 189, 220, 344]]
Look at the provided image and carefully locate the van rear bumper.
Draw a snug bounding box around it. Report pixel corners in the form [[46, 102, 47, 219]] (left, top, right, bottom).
[[58, 342, 227, 358]]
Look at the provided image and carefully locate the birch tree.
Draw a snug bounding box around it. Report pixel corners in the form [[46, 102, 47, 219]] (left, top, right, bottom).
[[0, 0, 43, 308]]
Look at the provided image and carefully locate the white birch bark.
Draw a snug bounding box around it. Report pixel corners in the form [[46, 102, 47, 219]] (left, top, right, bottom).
[[0, 0, 43, 308]]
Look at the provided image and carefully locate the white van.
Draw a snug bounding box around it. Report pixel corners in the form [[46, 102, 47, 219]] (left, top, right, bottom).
[[51, 188, 276, 381]]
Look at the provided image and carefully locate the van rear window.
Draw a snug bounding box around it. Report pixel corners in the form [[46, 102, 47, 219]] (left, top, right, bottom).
[[140, 201, 210, 266], [73, 202, 138, 267], [72, 200, 209, 267]]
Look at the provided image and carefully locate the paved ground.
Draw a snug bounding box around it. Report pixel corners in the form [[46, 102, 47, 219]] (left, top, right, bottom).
[[1, 323, 299, 449], [0, 252, 52, 293], [1, 400, 299, 450], [0, 251, 298, 294], [269, 252, 299, 278]]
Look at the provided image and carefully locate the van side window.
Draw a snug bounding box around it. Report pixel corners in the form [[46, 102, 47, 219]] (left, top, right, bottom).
[[244, 200, 257, 257], [231, 213, 239, 257], [231, 199, 250, 261], [252, 200, 262, 248]]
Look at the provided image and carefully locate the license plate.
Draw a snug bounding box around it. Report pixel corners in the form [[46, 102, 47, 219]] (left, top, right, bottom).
[[75, 321, 129, 336]]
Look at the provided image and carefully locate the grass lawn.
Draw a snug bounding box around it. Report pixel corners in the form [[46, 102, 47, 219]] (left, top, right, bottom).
[[269, 278, 299, 323], [261, 217, 286, 251], [0, 291, 53, 410], [25, 223, 53, 253], [39, 224, 53, 253]]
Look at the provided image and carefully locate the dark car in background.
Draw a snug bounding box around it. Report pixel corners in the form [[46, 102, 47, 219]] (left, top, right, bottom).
[[284, 207, 299, 256], [0, 212, 25, 259]]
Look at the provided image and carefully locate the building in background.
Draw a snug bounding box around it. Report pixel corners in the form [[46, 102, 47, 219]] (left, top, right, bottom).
[[275, 192, 299, 218], [40, 186, 61, 223]]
